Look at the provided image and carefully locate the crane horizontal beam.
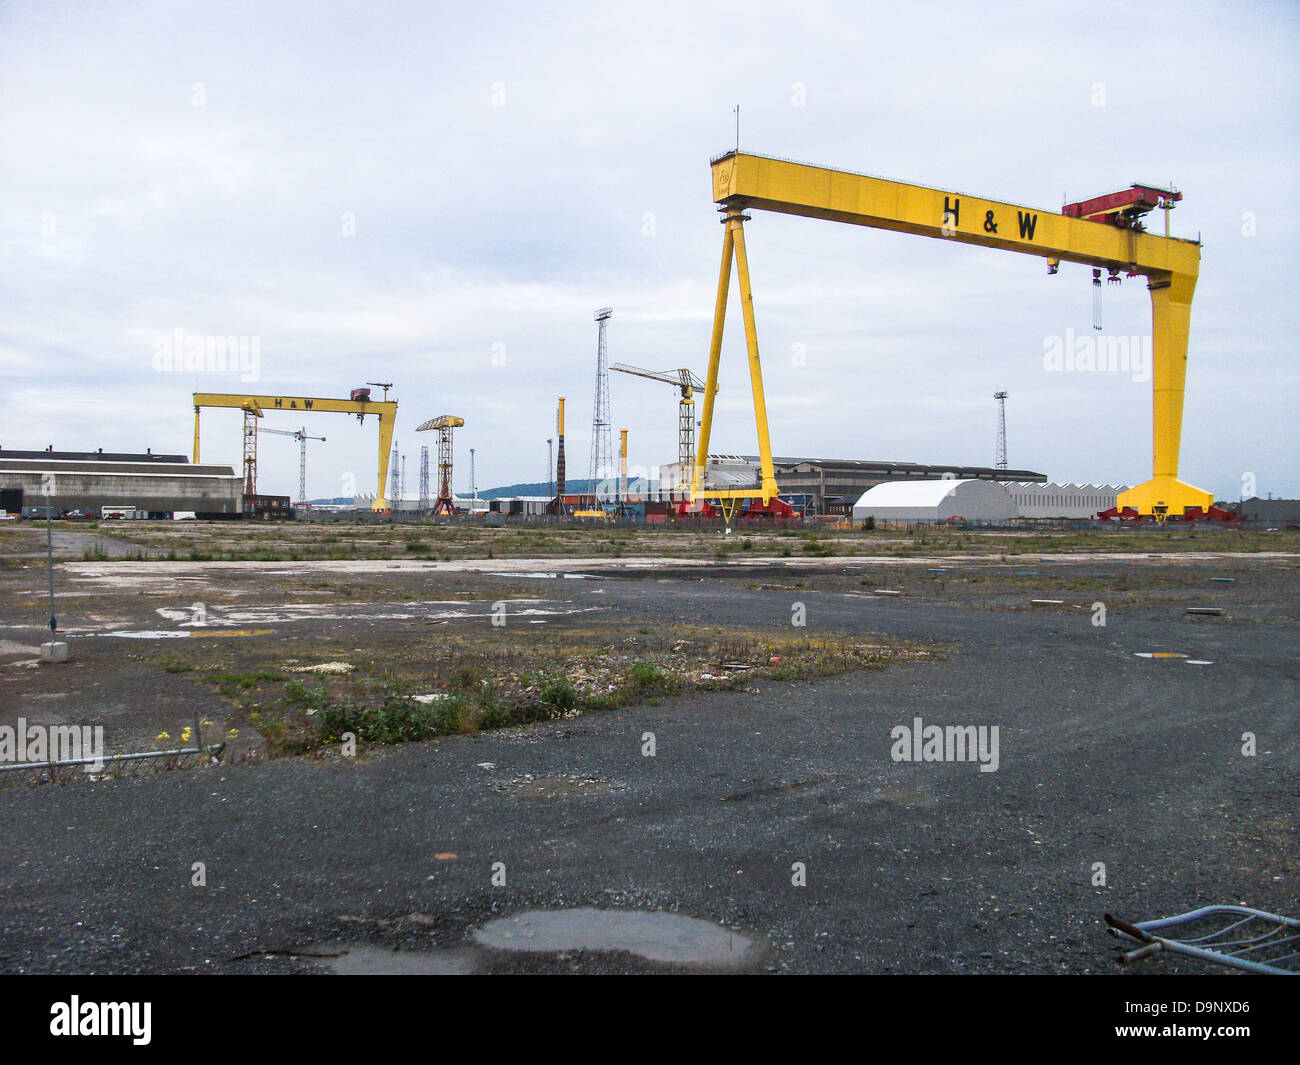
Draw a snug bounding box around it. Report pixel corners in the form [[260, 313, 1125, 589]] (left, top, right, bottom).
[[711, 152, 1199, 288], [194, 393, 396, 419]]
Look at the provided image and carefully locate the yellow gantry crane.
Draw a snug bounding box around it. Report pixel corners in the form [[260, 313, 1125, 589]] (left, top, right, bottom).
[[193, 388, 398, 510], [694, 151, 1213, 520]]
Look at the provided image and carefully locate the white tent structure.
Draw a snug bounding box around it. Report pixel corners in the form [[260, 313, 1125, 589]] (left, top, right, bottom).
[[852, 479, 1016, 523]]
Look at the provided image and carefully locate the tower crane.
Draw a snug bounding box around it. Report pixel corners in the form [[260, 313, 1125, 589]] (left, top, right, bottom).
[[415, 415, 465, 515], [259, 426, 327, 506], [610, 364, 706, 497]]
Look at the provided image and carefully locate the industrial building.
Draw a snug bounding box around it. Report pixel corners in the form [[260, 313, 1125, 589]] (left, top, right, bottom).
[[659, 455, 1046, 514], [1231, 497, 1300, 526], [1004, 483, 1130, 521], [0, 449, 242, 518], [852, 479, 1018, 524]]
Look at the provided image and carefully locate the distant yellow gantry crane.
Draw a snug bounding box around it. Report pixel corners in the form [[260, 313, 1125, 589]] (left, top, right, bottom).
[[193, 388, 398, 510], [695, 151, 1213, 520]]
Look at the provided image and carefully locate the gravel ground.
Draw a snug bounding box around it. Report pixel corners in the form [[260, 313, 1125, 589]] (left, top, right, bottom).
[[0, 551, 1295, 974]]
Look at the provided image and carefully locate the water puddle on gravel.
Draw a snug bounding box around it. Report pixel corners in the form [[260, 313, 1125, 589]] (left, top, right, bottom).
[[317, 943, 476, 975], [489, 774, 625, 797], [472, 908, 755, 966]]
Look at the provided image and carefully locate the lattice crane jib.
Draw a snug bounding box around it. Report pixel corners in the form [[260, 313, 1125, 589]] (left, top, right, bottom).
[[611, 363, 707, 495]]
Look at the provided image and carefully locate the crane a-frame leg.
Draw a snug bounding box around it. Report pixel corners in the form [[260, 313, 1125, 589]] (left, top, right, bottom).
[[1117, 276, 1215, 518], [692, 206, 780, 509]]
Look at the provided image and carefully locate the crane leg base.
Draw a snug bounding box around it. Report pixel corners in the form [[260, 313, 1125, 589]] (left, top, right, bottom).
[[1117, 477, 1215, 519]]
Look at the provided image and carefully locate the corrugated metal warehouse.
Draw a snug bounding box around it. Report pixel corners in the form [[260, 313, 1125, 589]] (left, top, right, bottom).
[[659, 455, 1046, 512], [0, 450, 242, 517], [852, 479, 1018, 523], [1005, 483, 1130, 520]]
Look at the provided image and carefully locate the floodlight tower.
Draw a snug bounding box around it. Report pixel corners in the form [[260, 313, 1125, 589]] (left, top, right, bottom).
[[419, 446, 431, 513], [994, 391, 1009, 471], [588, 307, 614, 502]]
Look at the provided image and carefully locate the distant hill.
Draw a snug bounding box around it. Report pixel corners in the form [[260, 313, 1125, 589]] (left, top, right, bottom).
[[307, 478, 607, 505], [475, 479, 595, 499]]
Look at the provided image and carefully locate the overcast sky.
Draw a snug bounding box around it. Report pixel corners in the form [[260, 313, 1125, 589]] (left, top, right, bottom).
[[2, 0, 1296, 501]]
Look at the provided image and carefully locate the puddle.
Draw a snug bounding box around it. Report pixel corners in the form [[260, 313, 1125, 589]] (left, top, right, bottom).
[[487, 572, 594, 580], [99, 628, 273, 640], [872, 783, 936, 807], [489, 572, 559, 579], [103, 630, 193, 640], [315, 943, 475, 975], [473, 908, 755, 966], [490, 774, 624, 797], [146, 599, 589, 627]]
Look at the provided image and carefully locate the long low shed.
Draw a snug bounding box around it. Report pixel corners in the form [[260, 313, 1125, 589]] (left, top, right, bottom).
[[0, 457, 242, 516], [852, 479, 1017, 523]]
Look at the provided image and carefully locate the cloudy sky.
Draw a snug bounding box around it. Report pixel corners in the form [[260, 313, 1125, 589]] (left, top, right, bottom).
[[2, 0, 1296, 501]]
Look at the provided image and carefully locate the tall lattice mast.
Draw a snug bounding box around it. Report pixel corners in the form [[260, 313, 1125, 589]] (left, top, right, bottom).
[[419, 446, 431, 513], [588, 307, 614, 501], [436, 425, 454, 513], [389, 447, 401, 506], [242, 409, 258, 496], [994, 391, 1008, 471]]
